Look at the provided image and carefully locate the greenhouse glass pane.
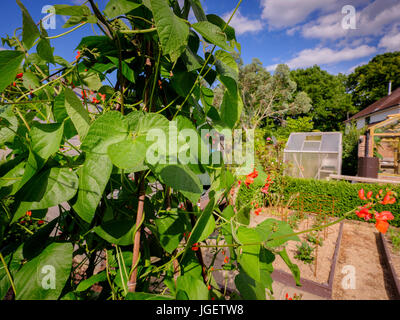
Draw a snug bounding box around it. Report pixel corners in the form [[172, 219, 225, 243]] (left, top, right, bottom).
[[321, 133, 340, 152], [286, 134, 304, 151], [302, 140, 321, 151]]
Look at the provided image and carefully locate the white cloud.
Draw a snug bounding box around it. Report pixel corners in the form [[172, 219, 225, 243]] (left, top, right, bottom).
[[379, 31, 400, 51], [222, 10, 264, 35], [347, 61, 367, 74], [301, 11, 347, 39], [266, 64, 278, 72], [267, 45, 376, 70], [260, 0, 338, 29], [300, 0, 400, 40], [71, 0, 86, 5]]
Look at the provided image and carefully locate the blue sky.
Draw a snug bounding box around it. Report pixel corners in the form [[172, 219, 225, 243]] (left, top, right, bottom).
[[1, 0, 399, 75]]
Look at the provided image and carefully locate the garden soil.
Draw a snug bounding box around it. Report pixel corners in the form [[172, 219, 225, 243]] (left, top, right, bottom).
[[250, 209, 340, 284], [205, 208, 399, 300], [332, 220, 398, 300]]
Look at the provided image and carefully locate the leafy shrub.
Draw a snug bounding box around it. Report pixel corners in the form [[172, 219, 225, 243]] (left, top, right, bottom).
[[281, 177, 400, 227], [342, 123, 365, 176], [294, 241, 314, 264]]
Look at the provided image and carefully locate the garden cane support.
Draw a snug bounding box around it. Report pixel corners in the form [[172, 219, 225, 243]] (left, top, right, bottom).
[[128, 175, 146, 293]]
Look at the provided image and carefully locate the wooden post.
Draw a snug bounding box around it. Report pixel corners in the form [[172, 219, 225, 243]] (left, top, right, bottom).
[[369, 128, 375, 157]]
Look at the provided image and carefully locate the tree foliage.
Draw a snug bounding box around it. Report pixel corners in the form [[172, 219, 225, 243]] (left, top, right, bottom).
[[346, 52, 400, 111], [290, 65, 355, 131], [215, 58, 312, 129]]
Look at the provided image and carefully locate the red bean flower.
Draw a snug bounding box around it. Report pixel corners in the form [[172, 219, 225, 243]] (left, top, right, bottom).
[[381, 192, 396, 205], [261, 183, 270, 194], [244, 168, 258, 188], [356, 207, 372, 221], [358, 189, 366, 200], [16, 72, 23, 79], [367, 191, 373, 200], [254, 208, 262, 216], [374, 211, 394, 234]]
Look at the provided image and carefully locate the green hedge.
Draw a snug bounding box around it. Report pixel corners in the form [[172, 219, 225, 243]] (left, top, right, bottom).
[[281, 177, 400, 227]]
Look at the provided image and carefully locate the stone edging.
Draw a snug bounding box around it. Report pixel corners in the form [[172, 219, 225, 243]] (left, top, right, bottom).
[[380, 233, 400, 300], [271, 221, 344, 299]]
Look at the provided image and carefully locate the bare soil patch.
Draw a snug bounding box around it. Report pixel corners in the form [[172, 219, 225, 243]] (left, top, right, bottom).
[[332, 220, 398, 300], [250, 208, 340, 285]]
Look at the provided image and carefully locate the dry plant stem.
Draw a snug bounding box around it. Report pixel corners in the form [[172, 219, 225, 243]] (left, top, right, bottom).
[[128, 175, 146, 292]]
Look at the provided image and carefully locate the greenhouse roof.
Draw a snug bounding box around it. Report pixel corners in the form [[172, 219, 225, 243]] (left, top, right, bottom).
[[284, 132, 342, 153]]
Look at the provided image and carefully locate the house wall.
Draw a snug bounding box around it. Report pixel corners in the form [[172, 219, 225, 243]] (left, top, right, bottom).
[[356, 106, 400, 129]]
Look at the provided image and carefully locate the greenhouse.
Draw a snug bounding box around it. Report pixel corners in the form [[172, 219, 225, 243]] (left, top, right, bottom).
[[283, 132, 343, 180]]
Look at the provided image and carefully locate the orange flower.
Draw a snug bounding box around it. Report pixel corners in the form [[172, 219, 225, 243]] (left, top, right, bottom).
[[207, 285, 211, 290], [375, 211, 394, 221], [374, 211, 394, 234], [248, 168, 258, 179], [261, 183, 270, 194], [75, 51, 81, 60], [366, 191, 373, 199], [26, 211, 32, 217], [244, 176, 254, 188], [375, 219, 389, 234], [254, 208, 262, 216], [358, 189, 366, 200], [381, 192, 396, 205], [355, 207, 372, 221], [224, 256, 229, 264]]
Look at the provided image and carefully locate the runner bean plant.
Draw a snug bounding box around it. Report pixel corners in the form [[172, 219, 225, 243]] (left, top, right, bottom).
[[0, 0, 396, 300]]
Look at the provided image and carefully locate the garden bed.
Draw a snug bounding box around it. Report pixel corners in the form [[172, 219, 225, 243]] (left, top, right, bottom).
[[381, 230, 400, 299], [249, 208, 343, 298], [332, 220, 398, 300]]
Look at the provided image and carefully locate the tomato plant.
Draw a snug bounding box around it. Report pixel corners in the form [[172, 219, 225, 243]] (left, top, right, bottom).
[[0, 0, 396, 301]]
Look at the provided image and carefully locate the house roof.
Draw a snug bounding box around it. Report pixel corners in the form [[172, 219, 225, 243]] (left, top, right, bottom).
[[345, 86, 400, 122]]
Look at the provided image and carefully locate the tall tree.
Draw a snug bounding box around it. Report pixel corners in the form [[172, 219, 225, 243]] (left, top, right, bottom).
[[346, 52, 400, 110], [290, 65, 355, 131], [215, 58, 312, 130]]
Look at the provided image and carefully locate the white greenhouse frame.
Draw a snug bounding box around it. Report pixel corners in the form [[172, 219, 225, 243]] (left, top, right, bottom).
[[283, 132, 343, 180]]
